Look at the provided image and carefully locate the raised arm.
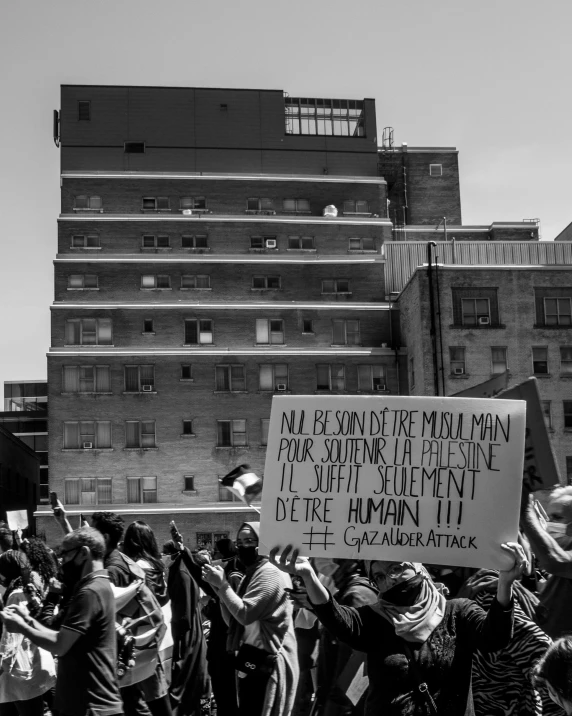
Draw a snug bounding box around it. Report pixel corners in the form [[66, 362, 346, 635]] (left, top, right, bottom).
[[521, 495, 572, 577]]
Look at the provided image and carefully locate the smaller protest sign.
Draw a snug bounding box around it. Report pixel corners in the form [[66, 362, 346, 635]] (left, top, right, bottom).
[[6, 510, 28, 531]]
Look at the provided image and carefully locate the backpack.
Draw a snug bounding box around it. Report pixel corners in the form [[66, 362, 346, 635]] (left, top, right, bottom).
[[113, 552, 167, 686]]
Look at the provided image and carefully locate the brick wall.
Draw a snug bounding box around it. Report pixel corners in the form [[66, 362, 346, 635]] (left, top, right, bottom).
[[404, 152, 462, 225]]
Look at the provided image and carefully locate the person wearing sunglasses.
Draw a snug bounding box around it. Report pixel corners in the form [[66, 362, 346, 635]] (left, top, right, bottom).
[[270, 543, 527, 716]]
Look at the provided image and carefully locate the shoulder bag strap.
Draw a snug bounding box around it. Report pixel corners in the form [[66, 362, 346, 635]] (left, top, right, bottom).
[[402, 641, 438, 716]]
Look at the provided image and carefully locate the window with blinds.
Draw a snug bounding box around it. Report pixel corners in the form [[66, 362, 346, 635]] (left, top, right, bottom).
[[561, 347, 572, 375], [65, 318, 112, 345], [255, 319, 284, 344], [181, 275, 211, 289], [185, 319, 213, 345], [63, 366, 111, 393], [217, 420, 247, 447], [124, 365, 155, 392], [259, 364, 288, 391], [316, 365, 345, 391], [332, 319, 360, 345], [65, 478, 112, 505], [74, 196, 102, 210], [357, 365, 386, 391], [491, 347, 508, 374], [127, 477, 157, 503], [63, 421, 112, 449], [125, 421, 156, 448], [261, 419, 270, 446], [215, 365, 245, 392], [68, 275, 98, 289]]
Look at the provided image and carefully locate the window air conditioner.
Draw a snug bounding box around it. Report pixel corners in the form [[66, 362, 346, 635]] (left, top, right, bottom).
[[276, 383, 287, 391], [142, 384, 153, 392], [454, 367, 465, 375], [82, 442, 93, 449], [265, 239, 277, 249], [478, 316, 490, 325], [374, 384, 386, 392], [182, 209, 194, 215]]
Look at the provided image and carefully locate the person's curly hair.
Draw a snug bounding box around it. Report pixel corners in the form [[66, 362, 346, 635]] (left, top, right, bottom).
[[532, 636, 572, 702], [22, 538, 58, 584], [91, 511, 124, 550]]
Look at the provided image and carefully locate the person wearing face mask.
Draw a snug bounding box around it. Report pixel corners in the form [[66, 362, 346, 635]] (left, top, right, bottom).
[[521, 485, 572, 639], [202, 522, 299, 716], [532, 636, 572, 715], [0, 527, 123, 716], [270, 542, 527, 716]]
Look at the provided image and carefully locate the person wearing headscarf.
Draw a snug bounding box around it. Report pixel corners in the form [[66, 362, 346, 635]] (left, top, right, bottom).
[[202, 522, 299, 716], [270, 544, 527, 716]]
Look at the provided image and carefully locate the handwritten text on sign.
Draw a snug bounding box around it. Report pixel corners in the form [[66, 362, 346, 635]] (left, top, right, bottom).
[[259, 396, 526, 570]]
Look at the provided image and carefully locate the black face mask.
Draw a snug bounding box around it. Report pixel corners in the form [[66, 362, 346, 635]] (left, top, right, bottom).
[[381, 574, 425, 606], [61, 551, 85, 589], [237, 546, 258, 567]]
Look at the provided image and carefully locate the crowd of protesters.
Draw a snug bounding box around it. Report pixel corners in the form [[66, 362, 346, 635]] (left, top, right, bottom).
[[0, 483, 571, 716]]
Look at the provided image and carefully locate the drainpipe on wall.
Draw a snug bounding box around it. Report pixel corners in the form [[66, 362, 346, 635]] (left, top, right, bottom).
[[427, 242, 439, 396]]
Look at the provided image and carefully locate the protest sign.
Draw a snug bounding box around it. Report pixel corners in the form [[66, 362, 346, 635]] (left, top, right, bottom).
[[495, 378, 561, 491], [6, 510, 28, 531], [259, 395, 526, 570]]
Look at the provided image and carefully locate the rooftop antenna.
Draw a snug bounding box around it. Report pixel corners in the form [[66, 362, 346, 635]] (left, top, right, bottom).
[[53, 110, 60, 148], [435, 216, 448, 241]]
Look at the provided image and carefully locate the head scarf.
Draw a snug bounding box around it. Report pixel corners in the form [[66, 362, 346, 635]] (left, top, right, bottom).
[[238, 521, 260, 541], [365, 560, 446, 643]]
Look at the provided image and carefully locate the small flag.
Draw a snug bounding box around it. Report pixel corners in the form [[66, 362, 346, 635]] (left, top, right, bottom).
[[219, 464, 263, 505]]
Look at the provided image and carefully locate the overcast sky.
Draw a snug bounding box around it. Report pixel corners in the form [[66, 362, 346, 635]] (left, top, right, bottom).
[[1, 0, 570, 389]]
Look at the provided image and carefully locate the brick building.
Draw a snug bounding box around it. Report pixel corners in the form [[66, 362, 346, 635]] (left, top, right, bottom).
[[36, 85, 548, 545]]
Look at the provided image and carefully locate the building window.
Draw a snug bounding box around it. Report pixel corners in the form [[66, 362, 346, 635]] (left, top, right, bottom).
[[542, 401, 552, 429], [429, 164, 443, 176], [349, 237, 375, 251], [197, 530, 231, 546], [65, 318, 112, 345], [141, 275, 171, 289], [357, 365, 386, 391], [452, 288, 499, 326], [184, 475, 195, 491], [343, 200, 370, 215], [256, 319, 284, 344], [71, 234, 100, 248], [246, 198, 274, 213], [450, 347, 466, 375], [142, 197, 170, 211], [181, 275, 211, 289], [143, 319, 154, 334], [491, 347, 508, 374], [182, 234, 209, 249], [124, 142, 145, 154], [545, 298, 572, 326], [332, 319, 360, 345], [285, 97, 365, 137], [65, 478, 112, 505], [127, 477, 157, 503], [63, 421, 112, 449], [409, 357, 415, 391], [288, 236, 315, 250], [125, 365, 155, 393], [182, 420, 194, 435], [217, 420, 247, 447], [302, 319, 314, 334], [283, 199, 310, 213], [261, 419, 270, 446], [77, 101, 91, 121], [461, 298, 491, 326], [259, 364, 288, 391], [322, 279, 350, 294], [532, 346, 549, 374], [142, 235, 170, 249], [561, 347, 572, 375], [185, 319, 213, 345], [564, 402, 572, 429], [215, 365, 246, 392], [180, 197, 207, 211], [534, 289, 572, 326], [68, 275, 98, 289], [181, 365, 193, 380], [63, 366, 111, 393], [125, 421, 156, 448], [250, 236, 277, 249], [218, 485, 242, 503], [74, 196, 102, 211], [252, 276, 281, 290], [316, 364, 345, 391], [566, 457, 572, 485]]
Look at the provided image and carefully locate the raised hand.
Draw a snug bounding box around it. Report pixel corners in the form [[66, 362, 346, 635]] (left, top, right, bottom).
[[269, 545, 313, 578], [499, 541, 529, 583]]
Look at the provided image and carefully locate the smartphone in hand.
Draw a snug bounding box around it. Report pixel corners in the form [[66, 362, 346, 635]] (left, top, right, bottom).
[[50, 491, 59, 509], [170, 520, 183, 544]]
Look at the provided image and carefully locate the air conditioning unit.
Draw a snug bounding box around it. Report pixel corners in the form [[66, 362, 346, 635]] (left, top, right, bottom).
[[374, 384, 386, 392], [142, 384, 153, 392], [182, 209, 194, 215], [454, 367, 465, 375], [265, 239, 277, 249], [478, 316, 490, 325], [276, 383, 287, 391], [82, 442, 93, 449]]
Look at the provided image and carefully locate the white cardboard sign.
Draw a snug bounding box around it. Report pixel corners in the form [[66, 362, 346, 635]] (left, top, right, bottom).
[[259, 395, 526, 570], [6, 510, 28, 531]]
